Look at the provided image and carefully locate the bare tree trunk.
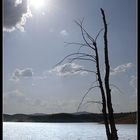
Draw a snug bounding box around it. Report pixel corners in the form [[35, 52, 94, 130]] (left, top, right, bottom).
[[57, 8, 118, 140], [94, 43, 111, 139], [101, 8, 118, 140]]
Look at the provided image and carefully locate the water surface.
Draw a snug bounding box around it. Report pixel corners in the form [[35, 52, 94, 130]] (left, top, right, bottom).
[[3, 122, 137, 140]]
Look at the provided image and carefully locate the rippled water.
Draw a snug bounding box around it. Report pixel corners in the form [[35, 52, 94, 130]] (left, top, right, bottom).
[[3, 122, 137, 140]]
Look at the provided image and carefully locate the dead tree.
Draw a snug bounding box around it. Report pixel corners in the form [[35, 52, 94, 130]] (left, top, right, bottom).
[[101, 8, 118, 140], [56, 8, 118, 140]]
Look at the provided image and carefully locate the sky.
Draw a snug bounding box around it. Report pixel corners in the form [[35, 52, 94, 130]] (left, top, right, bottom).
[[3, 0, 137, 114]]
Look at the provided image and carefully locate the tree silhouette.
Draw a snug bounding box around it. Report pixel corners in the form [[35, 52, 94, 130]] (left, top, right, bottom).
[[56, 8, 118, 140]]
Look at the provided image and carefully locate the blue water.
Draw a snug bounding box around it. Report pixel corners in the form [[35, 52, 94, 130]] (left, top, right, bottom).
[[3, 122, 137, 140]]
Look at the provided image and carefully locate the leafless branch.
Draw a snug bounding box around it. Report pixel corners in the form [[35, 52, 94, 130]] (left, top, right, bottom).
[[74, 20, 95, 51], [67, 68, 96, 74], [64, 42, 95, 54], [78, 68, 97, 74], [77, 18, 95, 43], [55, 52, 96, 67], [77, 45, 84, 54], [84, 100, 102, 105], [77, 85, 99, 112], [70, 53, 96, 60], [97, 103, 102, 113], [95, 28, 104, 41], [64, 42, 88, 47], [68, 57, 96, 63], [110, 84, 125, 95], [90, 80, 98, 87], [81, 100, 102, 112]]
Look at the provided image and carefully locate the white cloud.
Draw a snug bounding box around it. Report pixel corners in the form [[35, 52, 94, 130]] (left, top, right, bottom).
[[10, 68, 34, 81], [10, 68, 48, 83], [60, 30, 68, 36], [49, 63, 88, 76], [110, 63, 133, 75], [32, 71, 48, 81], [21, 68, 33, 77], [3, 0, 32, 32]]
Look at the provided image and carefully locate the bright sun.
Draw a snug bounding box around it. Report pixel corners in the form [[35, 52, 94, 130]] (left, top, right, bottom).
[[29, 0, 45, 10]]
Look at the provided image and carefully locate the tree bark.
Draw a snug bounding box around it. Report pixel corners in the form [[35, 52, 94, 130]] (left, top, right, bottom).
[[101, 8, 118, 140], [94, 43, 111, 140]]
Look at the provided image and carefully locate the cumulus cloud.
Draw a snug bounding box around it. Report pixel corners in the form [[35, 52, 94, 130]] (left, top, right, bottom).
[[60, 30, 68, 36], [110, 63, 133, 76], [3, 0, 32, 32], [10, 68, 34, 81], [49, 63, 88, 76], [10, 68, 48, 83]]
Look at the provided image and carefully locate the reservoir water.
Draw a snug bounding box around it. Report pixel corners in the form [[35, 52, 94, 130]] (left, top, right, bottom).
[[3, 122, 137, 140]]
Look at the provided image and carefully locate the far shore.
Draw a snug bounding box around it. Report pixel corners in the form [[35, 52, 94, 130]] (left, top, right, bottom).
[[3, 112, 137, 124]]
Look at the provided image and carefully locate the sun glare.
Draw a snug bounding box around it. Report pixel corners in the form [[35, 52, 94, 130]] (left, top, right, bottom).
[[29, 0, 45, 10]]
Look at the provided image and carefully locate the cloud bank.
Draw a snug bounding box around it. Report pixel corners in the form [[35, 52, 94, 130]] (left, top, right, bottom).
[[49, 63, 88, 76], [11, 68, 34, 81], [3, 0, 32, 32], [110, 63, 133, 75], [10, 68, 48, 82]]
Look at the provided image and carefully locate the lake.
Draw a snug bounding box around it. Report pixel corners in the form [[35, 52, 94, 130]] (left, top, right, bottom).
[[3, 122, 137, 140]]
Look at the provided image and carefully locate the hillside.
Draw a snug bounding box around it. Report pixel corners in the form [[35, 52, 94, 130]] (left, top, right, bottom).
[[3, 112, 137, 124], [114, 112, 137, 124]]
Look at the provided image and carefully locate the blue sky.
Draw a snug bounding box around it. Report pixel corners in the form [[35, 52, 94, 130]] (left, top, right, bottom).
[[3, 0, 137, 114]]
